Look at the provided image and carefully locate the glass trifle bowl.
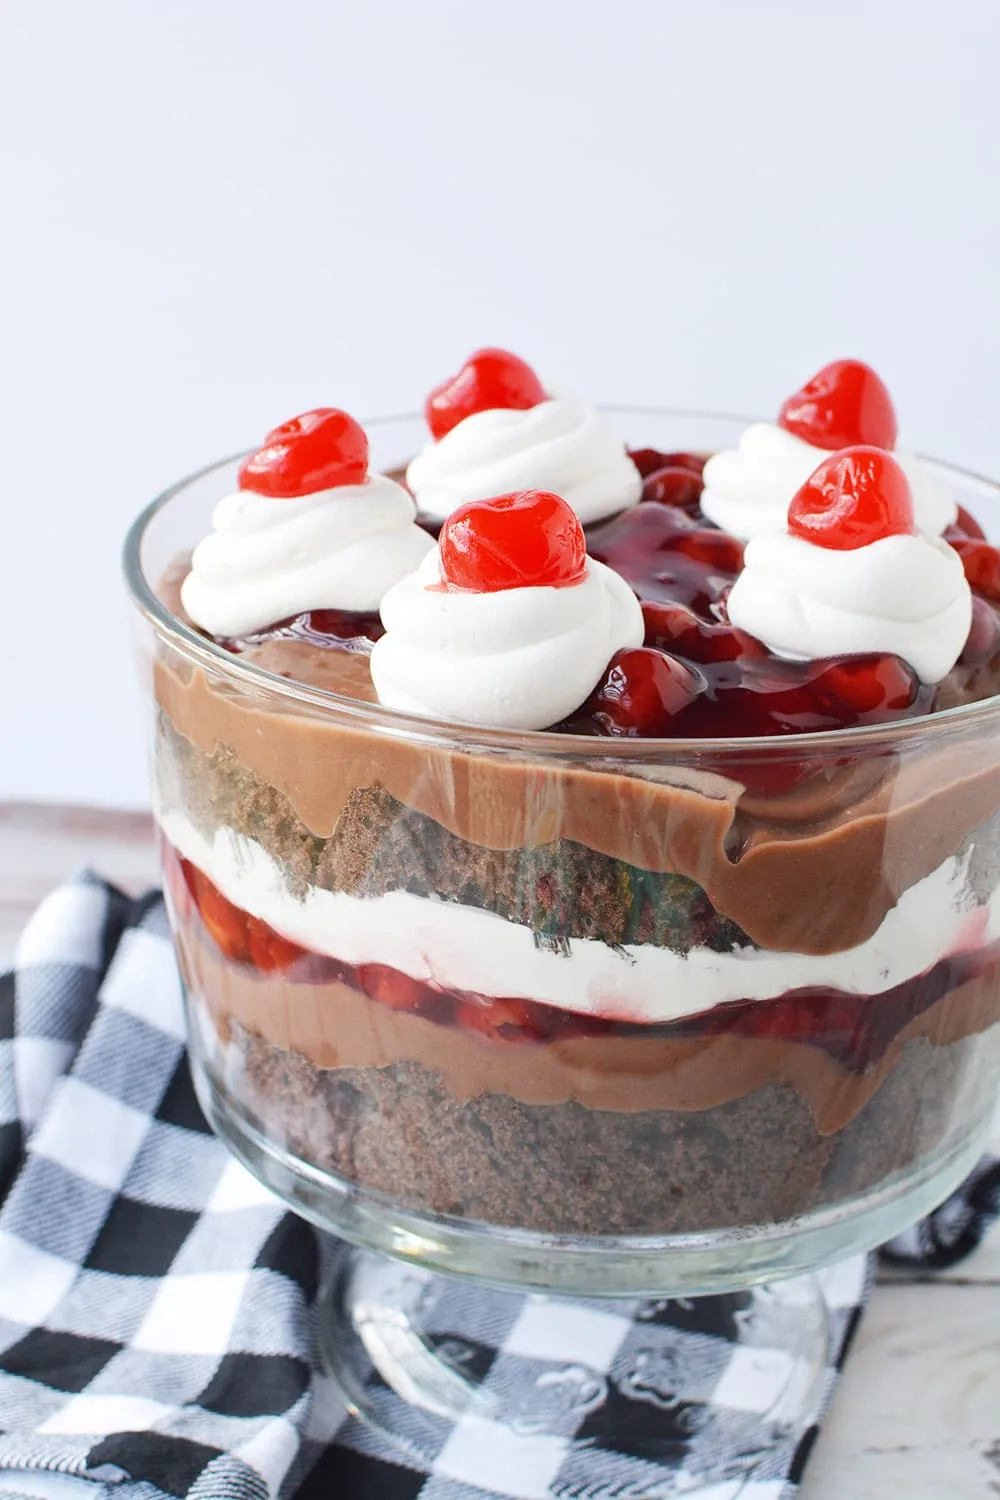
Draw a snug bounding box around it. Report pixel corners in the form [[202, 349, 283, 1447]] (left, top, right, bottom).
[[125, 411, 1000, 1488]]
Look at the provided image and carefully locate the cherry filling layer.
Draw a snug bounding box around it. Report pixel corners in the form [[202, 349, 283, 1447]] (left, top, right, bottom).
[[164, 842, 1000, 1075], [216, 450, 1000, 740]]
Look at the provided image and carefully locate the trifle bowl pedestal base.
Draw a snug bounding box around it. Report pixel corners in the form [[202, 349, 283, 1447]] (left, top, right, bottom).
[[318, 1247, 831, 1496]]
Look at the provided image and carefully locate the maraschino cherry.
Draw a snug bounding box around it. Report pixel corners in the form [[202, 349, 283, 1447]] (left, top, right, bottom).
[[788, 446, 915, 551], [438, 489, 587, 593], [778, 359, 898, 452], [426, 348, 546, 441], [238, 408, 369, 497]]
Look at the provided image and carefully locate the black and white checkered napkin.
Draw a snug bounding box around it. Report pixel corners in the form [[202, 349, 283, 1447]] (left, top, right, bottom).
[[0, 873, 997, 1500]]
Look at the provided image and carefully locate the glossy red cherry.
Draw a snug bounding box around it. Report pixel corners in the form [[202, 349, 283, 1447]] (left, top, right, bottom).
[[642, 600, 764, 664], [805, 655, 920, 717], [591, 499, 694, 552], [788, 447, 914, 550], [670, 527, 745, 572], [583, 647, 703, 736], [187, 866, 248, 962], [674, 650, 927, 740], [425, 347, 546, 440], [960, 597, 1000, 665], [458, 996, 549, 1043], [245, 915, 303, 974], [778, 359, 898, 452], [955, 504, 986, 541], [238, 408, 369, 497], [439, 490, 587, 593], [629, 448, 706, 481], [705, 988, 867, 1050], [357, 963, 427, 1012], [950, 537, 1000, 603], [641, 465, 704, 511]]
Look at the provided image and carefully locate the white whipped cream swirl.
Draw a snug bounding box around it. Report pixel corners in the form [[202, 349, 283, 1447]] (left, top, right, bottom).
[[371, 548, 644, 729], [406, 397, 642, 526], [701, 423, 957, 541], [180, 474, 434, 637], [727, 530, 972, 684]]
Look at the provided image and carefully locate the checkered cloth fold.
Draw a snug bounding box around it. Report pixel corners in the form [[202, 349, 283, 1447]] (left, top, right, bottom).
[[0, 875, 996, 1500]]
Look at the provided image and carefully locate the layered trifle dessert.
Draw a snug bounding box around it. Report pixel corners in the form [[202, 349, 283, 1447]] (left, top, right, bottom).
[[147, 351, 1000, 1236]]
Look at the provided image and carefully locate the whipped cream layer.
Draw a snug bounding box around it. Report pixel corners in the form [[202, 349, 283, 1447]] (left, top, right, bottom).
[[159, 805, 997, 1026], [701, 423, 957, 541], [406, 397, 642, 526], [727, 530, 972, 684], [370, 547, 643, 730], [180, 474, 433, 637]]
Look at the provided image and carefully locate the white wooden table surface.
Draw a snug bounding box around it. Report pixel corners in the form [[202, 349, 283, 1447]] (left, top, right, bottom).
[[1, 802, 998, 1498]]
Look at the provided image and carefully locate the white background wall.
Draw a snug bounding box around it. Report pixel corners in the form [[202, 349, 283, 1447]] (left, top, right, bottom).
[[2, 0, 998, 807]]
